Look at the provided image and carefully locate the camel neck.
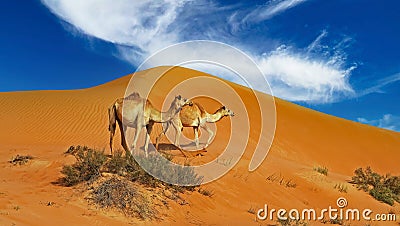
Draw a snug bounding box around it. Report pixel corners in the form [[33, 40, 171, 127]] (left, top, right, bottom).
[[207, 112, 225, 123], [151, 106, 179, 123]]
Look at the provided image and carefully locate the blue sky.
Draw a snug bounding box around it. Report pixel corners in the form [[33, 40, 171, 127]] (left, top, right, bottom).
[[1, 0, 399, 131]]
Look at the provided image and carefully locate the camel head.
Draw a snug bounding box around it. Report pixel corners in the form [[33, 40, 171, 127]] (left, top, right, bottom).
[[186, 99, 194, 106], [171, 95, 191, 111], [220, 106, 235, 117]]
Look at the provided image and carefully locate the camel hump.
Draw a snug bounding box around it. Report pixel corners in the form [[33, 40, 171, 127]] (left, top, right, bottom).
[[193, 102, 208, 118], [179, 102, 204, 124], [124, 92, 141, 100], [194, 102, 205, 112], [114, 98, 124, 107], [145, 99, 154, 109]]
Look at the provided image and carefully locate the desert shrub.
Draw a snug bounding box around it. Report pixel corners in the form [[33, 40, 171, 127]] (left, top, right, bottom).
[[124, 154, 161, 188], [285, 179, 297, 188], [247, 206, 256, 214], [91, 177, 156, 219], [133, 154, 203, 188], [266, 172, 297, 188], [277, 218, 308, 226], [369, 186, 395, 206], [314, 166, 328, 176], [106, 150, 201, 190], [351, 167, 400, 206], [383, 175, 400, 196], [61, 146, 203, 219], [106, 150, 129, 176], [61, 146, 107, 186], [9, 154, 34, 165], [61, 165, 81, 186], [198, 188, 214, 197], [351, 167, 369, 191], [334, 184, 348, 193], [328, 218, 344, 225], [62, 146, 201, 190]]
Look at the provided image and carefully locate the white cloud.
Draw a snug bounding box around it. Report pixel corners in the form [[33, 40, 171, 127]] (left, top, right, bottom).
[[306, 29, 328, 54], [242, 0, 307, 24], [357, 114, 400, 132], [358, 73, 400, 96], [41, 0, 186, 59], [41, 0, 358, 103], [255, 42, 356, 103]]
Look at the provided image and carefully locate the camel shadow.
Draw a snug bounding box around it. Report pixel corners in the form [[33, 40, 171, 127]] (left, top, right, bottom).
[[156, 142, 207, 157], [156, 142, 200, 151], [157, 143, 179, 151]]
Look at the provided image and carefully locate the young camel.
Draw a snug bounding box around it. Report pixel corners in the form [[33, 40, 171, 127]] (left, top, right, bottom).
[[108, 92, 191, 157], [155, 102, 234, 150]]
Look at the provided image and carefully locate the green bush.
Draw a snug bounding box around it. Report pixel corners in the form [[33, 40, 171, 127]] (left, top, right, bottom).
[[198, 188, 214, 197], [133, 154, 203, 188], [314, 166, 328, 176], [369, 186, 395, 206], [334, 183, 348, 193], [61, 146, 107, 186], [61, 146, 203, 219], [277, 218, 308, 226], [60, 165, 81, 186], [105, 150, 201, 190], [351, 167, 400, 206], [383, 175, 400, 196], [9, 154, 34, 165], [106, 150, 129, 176]]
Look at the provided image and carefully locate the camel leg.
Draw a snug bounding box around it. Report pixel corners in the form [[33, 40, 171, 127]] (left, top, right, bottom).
[[155, 122, 169, 149], [173, 122, 182, 149], [172, 122, 188, 157], [201, 124, 214, 149], [144, 121, 154, 157], [193, 127, 200, 149], [116, 119, 130, 155], [109, 121, 116, 155], [108, 105, 116, 155], [132, 123, 142, 156]]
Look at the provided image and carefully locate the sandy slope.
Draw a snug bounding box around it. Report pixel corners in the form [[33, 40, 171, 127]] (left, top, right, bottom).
[[0, 66, 399, 225]]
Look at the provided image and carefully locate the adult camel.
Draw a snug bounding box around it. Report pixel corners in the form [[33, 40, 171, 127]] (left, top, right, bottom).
[[108, 92, 191, 157], [155, 102, 234, 150]]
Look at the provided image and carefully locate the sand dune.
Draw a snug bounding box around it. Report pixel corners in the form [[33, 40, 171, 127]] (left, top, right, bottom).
[[0, 66, 399, 225]]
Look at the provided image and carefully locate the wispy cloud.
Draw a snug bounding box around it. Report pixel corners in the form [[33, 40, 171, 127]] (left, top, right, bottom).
[[41, 0, 359, 104], [357, 114, 400, 132], [242, 0, 307, 24], [358, 73, 400, 96], [306, 29, 328, 54]]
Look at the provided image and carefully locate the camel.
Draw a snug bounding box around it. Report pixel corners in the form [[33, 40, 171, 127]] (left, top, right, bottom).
[[155, 102, 234, 150], [108, 92, 191, 157]]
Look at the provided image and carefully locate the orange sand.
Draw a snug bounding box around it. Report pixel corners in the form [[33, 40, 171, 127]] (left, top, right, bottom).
[[0, 66, 399, 225]]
